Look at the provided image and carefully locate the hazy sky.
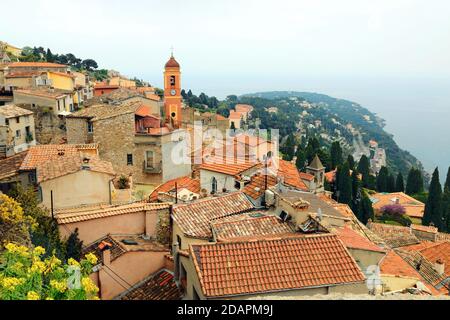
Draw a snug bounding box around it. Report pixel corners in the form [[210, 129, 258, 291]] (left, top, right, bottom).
[[2, 0, 450, 94]]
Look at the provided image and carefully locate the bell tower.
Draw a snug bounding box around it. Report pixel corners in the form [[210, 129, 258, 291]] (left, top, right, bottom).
[[164, 52, 182, 128]]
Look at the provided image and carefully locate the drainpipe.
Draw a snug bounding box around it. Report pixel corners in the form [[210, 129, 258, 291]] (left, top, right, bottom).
[[108, 177, 115, 205]]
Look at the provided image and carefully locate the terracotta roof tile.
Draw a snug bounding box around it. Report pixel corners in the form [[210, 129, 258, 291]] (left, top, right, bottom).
[[37, 154, 115, 183], [0, 104, 33, 118], [119, 269, 182, 300], [8, 62, 68, 68], [199, 157, 259, 176], [273, 159, 309, 191], [14, 88, 69, 99], [20, 144, 98, 170], [56, 202, 170, 224], [0, 151, 28, 180], [367, 222, 420, 248], [190, 234, 365, 298], [172, 192, 254, 239], [334, 226, 385, 252], [402, 241, 450, 277], [370, 192, 425, 218], [211, 212, 295, 241], [150, 176, 200, 201], [242, 174, 277, 200], [68, 101, 141, 121]]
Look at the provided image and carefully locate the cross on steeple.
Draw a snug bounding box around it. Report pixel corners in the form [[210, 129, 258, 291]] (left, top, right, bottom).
[[170, 45, 174, 57]]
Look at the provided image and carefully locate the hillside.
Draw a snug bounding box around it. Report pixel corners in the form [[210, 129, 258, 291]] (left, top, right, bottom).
[[240, 91, 426, 181]]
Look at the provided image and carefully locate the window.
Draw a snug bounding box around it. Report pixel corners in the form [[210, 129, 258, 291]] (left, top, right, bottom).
[[16, 117, 20, 124], [145, 150, 154, 169], [211, 177, 218, 194], [87, 122, 93, 133], [57, 100, 61, 111], [127, 154, 133, 165], [15, 130, 21, 138], [5, 119, 9, 126], [176, 235, 182, 249], [170, 75, 176, 86]]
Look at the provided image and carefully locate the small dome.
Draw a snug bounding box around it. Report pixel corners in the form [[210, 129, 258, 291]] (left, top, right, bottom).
[[165, 56, 180, 68]]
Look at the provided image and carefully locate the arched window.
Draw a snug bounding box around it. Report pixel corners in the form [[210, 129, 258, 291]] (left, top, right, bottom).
[[211, 177, 217, 194]]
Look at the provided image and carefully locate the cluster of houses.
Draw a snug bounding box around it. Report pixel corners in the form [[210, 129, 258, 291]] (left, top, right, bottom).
[[0, 45, 449, 300]]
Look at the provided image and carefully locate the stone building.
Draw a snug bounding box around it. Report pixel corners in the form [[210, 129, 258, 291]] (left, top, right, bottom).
[[0, 104, 36, 155], [66, 101, 191, 185]]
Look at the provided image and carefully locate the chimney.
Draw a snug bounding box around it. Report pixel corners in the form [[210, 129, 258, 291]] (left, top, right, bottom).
[[434, 259, 445, 276], [98, 241, 112, 266]]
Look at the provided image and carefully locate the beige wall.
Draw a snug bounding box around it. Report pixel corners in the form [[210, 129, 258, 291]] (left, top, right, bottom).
[[40, 170, 113, 210], [99, 250, 168, 300], [381, 275, 419, 293], [13, 92, 73, 115], [3, 113, 36, 153], [347, 248, 386, 272], [5, 77, 33, 88], [59, 209, 162, 244]]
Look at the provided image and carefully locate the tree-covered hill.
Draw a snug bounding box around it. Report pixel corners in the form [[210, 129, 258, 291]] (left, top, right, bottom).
[[240, 91, 426, 182]]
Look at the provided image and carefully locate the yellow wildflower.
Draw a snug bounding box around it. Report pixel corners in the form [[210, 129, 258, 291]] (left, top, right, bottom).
[[67, 258, 80, 267], [33, 246, 46, 256], [50, 279, 67, 293], [81, 277, 99, 294], [30, 260, 46, 274], [84, 253, 98, 265], [46, 297, 54, 300], [2, 277, 25, 291], [27, 291, 40, 300]]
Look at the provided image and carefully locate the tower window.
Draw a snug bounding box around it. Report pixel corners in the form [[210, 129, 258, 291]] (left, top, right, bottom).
[[170, 76, 176, 86], [171, 112, 176, 118]]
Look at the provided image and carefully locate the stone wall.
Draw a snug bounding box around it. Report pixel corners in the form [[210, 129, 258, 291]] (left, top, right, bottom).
[[66, 117, 89, 144]]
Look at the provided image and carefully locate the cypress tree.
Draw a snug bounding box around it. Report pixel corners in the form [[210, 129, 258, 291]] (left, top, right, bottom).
[[445, 166, 450, 191], [376, 167, 389, 192], [406, 168, 423, 195], [396, 172, 405, 192], [347, 154, 355, 170], [338, 162, 352, 205], [357, 155, 370, 188], [65, 228, 84, 261], [358, 192, 375, 224], [350, 169, 361, 216], [387, 174, 396, 193], [423, 168, 443, 230], [330, 141, 343, 170], [295, 147, 307, 171]]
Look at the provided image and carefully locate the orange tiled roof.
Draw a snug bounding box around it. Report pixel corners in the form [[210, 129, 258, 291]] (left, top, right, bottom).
[[14, 88, 69, 99], [403, 241, 450, 277], [199, 157, 259, 176], [8, 62, 68, 68], [190, 234, 366, 298], [242, 174, 278, 200], [211, 212, 295, 241], [37, 154, 115, 183], [277, 159, 309, 191], [144, 93, 161, 101], [299, 172, 314, 181], [57, 202, 170, 224], [149, 176, 200, 201], [370, 192, 425, 218], [228, 110, 243, 120], [367, 222, 420, 248], [235, 104, 254, 113], [334, 226, 385, 253], [410, 224, 438, 233], [5, 71, 43, 78], [172, 192, 254, 239], [48, 71, 76, 78], [0, 104, 33, 118], [20, 144, 98, 170], [0, 151, 28, 180]]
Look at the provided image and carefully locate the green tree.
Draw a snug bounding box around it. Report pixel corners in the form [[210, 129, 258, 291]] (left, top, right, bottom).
[[376, 166, 389, 192], [423, 168, 443, 230], [358, 192, 375, 224], [330, 141, 343, 170], [406, 168, 424, 195], [81, 59, 98, 71], [347, 154, 355, 170], [357, 155, 370, 188], [337, 162, 352, 205], [295, 147, 307, 171], [445, 166, 450, 191], [65, 228, 83, 261], [350, 169, 361, 216], [395, 172, 405, 192], [387, 174, 396, 193]]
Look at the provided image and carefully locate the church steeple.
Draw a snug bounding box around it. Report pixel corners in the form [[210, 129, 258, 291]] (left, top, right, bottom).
[[164, 52, 182, 127]]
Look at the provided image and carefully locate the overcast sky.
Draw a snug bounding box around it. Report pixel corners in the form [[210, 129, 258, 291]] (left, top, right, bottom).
[[2, 0, 450, 96]]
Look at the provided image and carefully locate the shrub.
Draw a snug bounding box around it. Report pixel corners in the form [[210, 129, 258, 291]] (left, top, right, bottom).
[[380, 204, 406, 216], [117, 175, 129, 189]]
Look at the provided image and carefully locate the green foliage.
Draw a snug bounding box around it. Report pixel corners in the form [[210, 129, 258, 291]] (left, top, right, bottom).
[[64, 229, 83, 261], [358, 191, 375, 224], [117, 175, 130, 189], [423, 168, 443, 230], [406, 167, 424, 195], [0, 243, 98, 300], [295, 147, 307, 171], [347, 154, 355, 170], [357, 155, 371, 188], [330, 141, 343, 170], [181, 89, 219, 110], [337, 162, 352, 205], [387, 174, 396, 193], [395, 172, 405, 192], [376, 166, 389, 192]]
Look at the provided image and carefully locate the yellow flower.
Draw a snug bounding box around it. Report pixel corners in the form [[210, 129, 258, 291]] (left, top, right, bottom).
[[12, 262, 24, 272], [2, 277, 25, 291], [46, 256, 62, 270], [30, 260, 46, 274], [81, 277, 99, 294], [45, 297, 54, 300], [84, 253, 98, 265], [67, 258, 80, 267], [33, 246, 46, 256], [27, 291, 40, 300], [50, 279, 67, 293]]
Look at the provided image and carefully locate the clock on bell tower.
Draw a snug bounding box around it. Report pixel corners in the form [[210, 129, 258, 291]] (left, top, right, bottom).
[[164, 53, 182, 127]]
